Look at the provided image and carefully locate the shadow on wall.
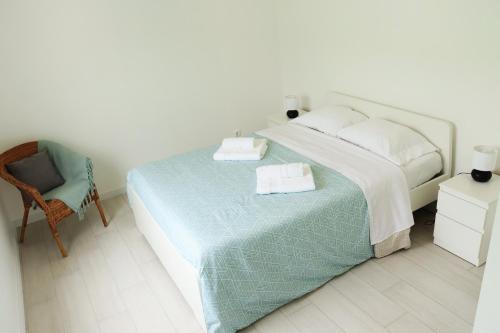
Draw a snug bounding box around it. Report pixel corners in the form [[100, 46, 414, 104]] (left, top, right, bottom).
[[0, 193, 8, 220], [0, 181, 22, 223], [496, 146, 500, 174], [0, 176, 26, 333]]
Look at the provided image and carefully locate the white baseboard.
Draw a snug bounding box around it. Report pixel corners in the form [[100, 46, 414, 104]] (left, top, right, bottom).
[[12, 187, 126, 227]]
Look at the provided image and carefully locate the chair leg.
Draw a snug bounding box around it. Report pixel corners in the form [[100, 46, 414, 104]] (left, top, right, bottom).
[[93, 190, 109, 227], [48, 221, 67, 258], [19, 205, 30, 243]]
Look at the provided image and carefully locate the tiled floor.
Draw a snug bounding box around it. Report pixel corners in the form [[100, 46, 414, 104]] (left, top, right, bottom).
[[20, 195, 484, 333]]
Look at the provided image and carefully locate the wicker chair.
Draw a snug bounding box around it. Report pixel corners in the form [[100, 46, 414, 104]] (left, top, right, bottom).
[[0, 142, 108, 257]]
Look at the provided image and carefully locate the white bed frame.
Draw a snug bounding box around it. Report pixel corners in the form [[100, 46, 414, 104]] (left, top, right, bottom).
[[128, 91, 454, 332], [327, 91, 454, 210]]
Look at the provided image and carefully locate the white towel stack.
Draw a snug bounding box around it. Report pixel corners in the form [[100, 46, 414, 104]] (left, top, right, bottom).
[[256, 163, 316, 194], [213, 137, 268, 161]]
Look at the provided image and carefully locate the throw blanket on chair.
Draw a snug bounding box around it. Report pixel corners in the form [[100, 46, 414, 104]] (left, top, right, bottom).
[[39, 141, 94, 219]]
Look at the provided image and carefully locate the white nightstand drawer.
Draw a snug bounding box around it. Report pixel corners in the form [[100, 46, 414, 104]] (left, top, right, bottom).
[[437, 190, 487, 232], [434, 213, 482, 265]]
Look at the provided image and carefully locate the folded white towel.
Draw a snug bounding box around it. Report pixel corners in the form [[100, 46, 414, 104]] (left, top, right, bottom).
[[256, 163, 315, 194], [222, 137, 255, 150], [213, 139, 268, 161], [257, 162, 305, 179]]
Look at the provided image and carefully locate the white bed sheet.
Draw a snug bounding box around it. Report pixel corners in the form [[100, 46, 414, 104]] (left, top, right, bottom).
[[257, 124, 414, 245], [403, 152, 442, 189]]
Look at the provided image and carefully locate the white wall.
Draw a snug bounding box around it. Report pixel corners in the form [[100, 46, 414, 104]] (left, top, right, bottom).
[[0, 201, 25, 333], [473, 193, 500, 332], [275, 0, 500, 175], [0, 0, 281, 221], [3, 0, 499, 224]]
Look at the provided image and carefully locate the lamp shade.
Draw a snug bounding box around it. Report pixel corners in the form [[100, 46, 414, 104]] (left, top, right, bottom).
[[285, 95, 299, 111], [472, 145, 498, 172]]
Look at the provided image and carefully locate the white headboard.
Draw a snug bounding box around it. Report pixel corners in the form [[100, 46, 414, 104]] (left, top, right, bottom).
[[327, 91, 454, 178]]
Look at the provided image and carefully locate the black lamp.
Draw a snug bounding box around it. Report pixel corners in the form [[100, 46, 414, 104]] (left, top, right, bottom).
[[285, 95, 299, 119], [471, 146, 498, 183]]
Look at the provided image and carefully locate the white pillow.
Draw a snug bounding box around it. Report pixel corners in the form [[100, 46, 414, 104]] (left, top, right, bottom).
[[337, 118, 438, 166], [290, 105, 368, 136]]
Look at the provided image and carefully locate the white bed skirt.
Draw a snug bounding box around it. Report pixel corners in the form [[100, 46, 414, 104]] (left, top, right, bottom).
[[127, 186, 208, 332]]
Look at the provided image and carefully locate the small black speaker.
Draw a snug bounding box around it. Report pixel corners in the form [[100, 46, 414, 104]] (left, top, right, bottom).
[[286, 110, 299, 119], [471, 169, 492, 182]]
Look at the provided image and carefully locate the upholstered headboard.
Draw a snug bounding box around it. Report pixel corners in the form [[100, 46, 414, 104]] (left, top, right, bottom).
[[327, 91, 454, 178], [327, 91, 454, 210]]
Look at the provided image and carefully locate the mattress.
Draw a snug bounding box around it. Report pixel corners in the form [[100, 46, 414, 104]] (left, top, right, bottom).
[[403, 152, 442, 189]]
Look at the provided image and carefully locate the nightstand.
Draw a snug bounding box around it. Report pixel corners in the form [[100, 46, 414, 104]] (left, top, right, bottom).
[[266, 111, 306, 127], [434, 174, 500, 266]]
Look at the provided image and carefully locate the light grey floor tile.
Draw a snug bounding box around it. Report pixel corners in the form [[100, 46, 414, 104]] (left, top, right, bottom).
[[98, 311, 138, 333], [279, 292, 312, 316], [285, 304, 344, 333], [384, 282, 472, 333], [96, 228, 145, 291], [387, 313, 433, 333], [377, 253, 478, 324], [55, 272, 99, 333], [47, 237, 80, 278], [309, 284, 388, 333], [402, 242, 482, 297], [418, 241, 475, 271], [77, 246, 127, 321], [113, 210, 137, 232], [97, 195, 131, 221], [87, 206, 119, 237], [254, 310, 300, 333], [330, 271, 405, 326], [121, 281, 176, 333], [21, 243, 56, 307], [349, 259, 400, 292], [141, 259, 202, 333], [469, 264, 486, 279], [26, 297, 66, 333], [238, 326, 259, 333], [118, 222, 157, 265]]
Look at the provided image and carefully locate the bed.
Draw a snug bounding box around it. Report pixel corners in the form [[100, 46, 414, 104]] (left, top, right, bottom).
[[127, 92, 453, 333]]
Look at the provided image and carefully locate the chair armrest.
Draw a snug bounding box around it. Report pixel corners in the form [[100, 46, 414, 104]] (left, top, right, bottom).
[[0, 167, 49, 211]]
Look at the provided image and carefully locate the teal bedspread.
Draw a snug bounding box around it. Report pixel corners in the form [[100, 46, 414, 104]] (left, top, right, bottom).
[[127, 140, 374, 333]]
